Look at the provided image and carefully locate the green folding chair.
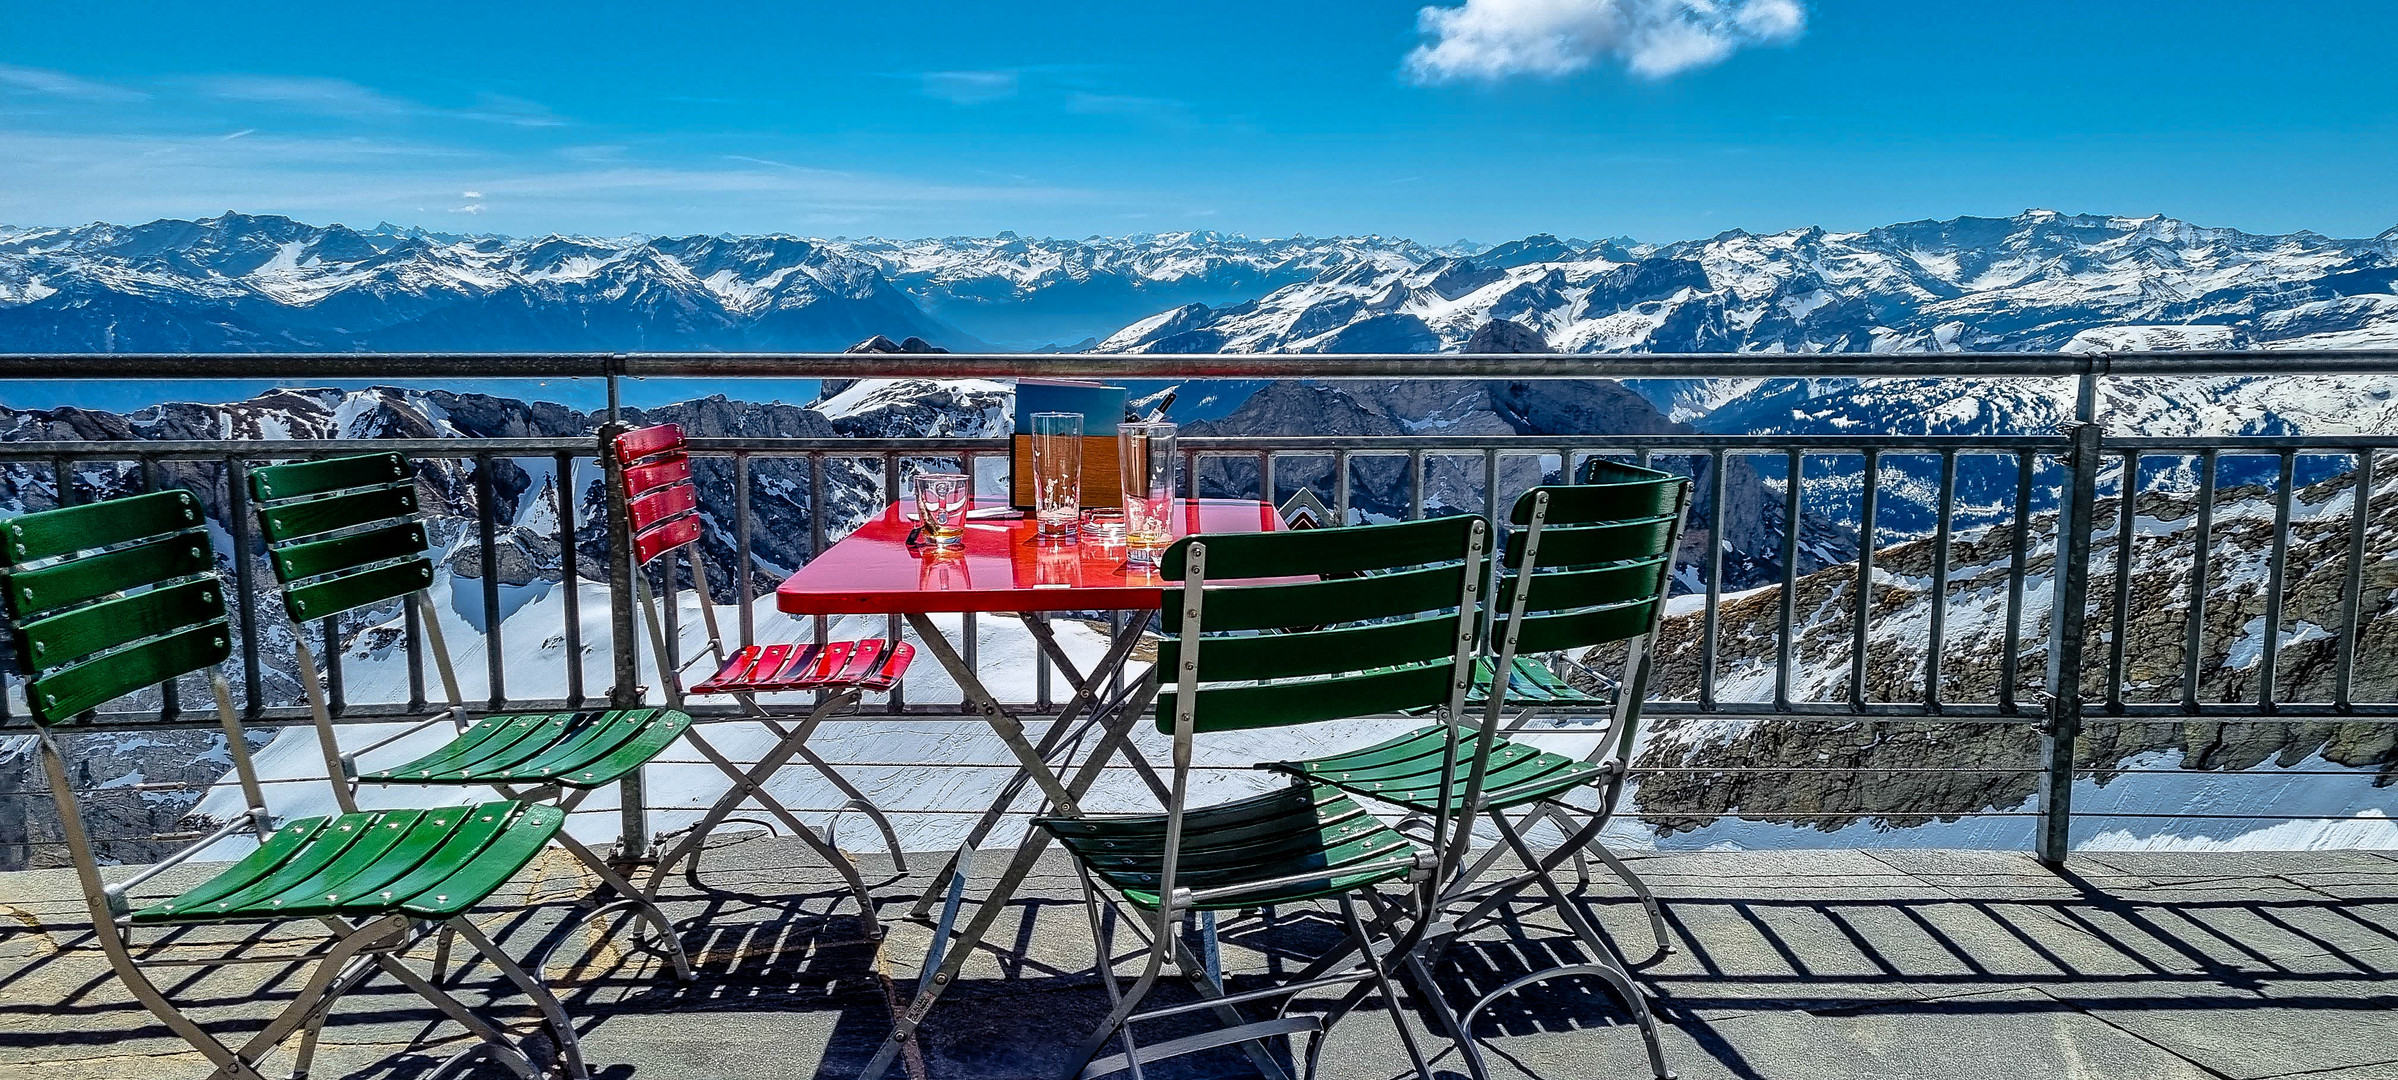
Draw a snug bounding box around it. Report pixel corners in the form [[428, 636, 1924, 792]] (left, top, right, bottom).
[[248, 451, 695, 984], [1034, 515, 1490, 1080], [1263, 462, 1688, 1079], [1, 489, 584, 1080]]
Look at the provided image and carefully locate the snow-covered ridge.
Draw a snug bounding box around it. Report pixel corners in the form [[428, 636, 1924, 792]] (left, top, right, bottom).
[[1093, 209, 2398, 357]]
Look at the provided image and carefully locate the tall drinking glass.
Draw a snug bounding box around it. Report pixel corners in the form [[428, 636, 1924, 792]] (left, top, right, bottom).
[[1118, 421, 1177, 567], [1030, 411, 1083, 539]]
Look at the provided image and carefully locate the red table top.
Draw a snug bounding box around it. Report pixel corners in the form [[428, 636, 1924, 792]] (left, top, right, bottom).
[[775, 497, 1284, 616]]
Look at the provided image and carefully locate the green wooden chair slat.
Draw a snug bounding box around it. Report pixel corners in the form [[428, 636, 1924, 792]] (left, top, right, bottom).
[[266, 806, 493, 917], [5, 533, 212, 617], [1501, 515, 1676, 569], [1496, 556, 1670, 614], [534, 709, 695, 788], [1265, 724, 1602, 813], [249, 453, 411, 503], [241, 809, 431, 914], [256, 485, 419, 546], [475, 709, 662, 783], [129, 802, 563, 924], [282, 558, 435, 621], [175, 810, 386, 917], [270, 521, 429, 583], [19, 577, 227, 671], [1160, 515, 1476, 579], [3, 489, 204, 564], [1068, 793, 1377, 869], [128, 817, 336, 921], [1160, 661, 1454, 734], [1159, 560, 1475, 634], [29, 622, 231, 723], [1507, 470, 1680, 524], [1154, 614, 1459, 685], [1049, 784, 1353, 840], [396, 803, 568, 918], [1044, 785, 1416, 911], [347, 802, 532, 913], [1500, 599, 1657, 655], [361, 713, 568, 782]]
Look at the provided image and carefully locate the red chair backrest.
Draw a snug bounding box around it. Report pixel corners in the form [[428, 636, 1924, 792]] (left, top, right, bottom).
[[612, 424, 702, 566]]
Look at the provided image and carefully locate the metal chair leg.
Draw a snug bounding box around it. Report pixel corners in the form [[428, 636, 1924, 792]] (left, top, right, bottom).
[[1537, 801, 1672, 955], [554, 831, 696, 983], [1484, 811, 1674, 1079], [449, 917, 591, 1080]]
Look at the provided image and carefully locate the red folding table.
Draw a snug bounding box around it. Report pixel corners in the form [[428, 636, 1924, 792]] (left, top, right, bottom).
[[777, 496, 1283, 1080]]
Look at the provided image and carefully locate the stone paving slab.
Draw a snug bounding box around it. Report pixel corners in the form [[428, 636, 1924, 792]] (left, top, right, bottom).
[[0, 843, 2391, 1080]]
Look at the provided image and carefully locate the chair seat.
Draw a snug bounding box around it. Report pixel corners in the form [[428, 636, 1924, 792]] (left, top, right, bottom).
[[1035, 784, 1419, 911], [690, 638, 913, 695], [362, 707, 692, 789], [1468, 655, 1602, 708], [130, 802, 564, 925], [1262, 725, 1604, 814]]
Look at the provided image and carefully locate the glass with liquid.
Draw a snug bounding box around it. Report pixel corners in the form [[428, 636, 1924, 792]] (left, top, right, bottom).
[[1029, 411, 1083, 539], [1117, 421, 1177, 567], [911, 472, 971, 549]]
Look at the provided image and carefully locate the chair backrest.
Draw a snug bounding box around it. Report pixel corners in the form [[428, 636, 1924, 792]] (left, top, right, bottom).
[[1496, 461, 1686, 657], [1157, 515, 1487, 734], [251, 452, 453, 805], [1488, 460, 1689, 776], [613, 424, 701, 568], [0, 489, 273, 914], [1, 489, 231, 725], [250, 451, 434, 624], [610, 423, 724, 702]]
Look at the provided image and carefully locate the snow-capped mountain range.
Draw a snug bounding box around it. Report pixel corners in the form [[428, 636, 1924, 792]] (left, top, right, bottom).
[[6, 209, 2397, 363], [1097, 209, 2398, 357]]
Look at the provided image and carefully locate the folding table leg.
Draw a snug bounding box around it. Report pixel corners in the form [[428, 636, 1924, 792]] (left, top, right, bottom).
[[907, 611, 1157, 917], [858, 674, 1165, 1080]]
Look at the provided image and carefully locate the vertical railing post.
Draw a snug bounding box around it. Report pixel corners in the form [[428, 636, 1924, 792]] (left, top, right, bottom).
[[598, 419, 648, 860], [2038, 376, 2103, 868]]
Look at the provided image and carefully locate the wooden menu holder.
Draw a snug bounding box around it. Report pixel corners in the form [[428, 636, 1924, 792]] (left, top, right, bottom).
[[1010, 434, 1122, 510]]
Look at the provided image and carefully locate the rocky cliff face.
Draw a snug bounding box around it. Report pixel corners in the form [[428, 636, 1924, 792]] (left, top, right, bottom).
[[1627, 463, 2398, 834]]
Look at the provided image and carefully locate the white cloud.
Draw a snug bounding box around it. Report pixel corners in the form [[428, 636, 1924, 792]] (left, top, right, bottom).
[[0, 128, 1115, 236], [197, 75, 412, 117], [919, 70, 1019, 105], [0, 63, 148, 102], [1406, 0, 1805, 83]]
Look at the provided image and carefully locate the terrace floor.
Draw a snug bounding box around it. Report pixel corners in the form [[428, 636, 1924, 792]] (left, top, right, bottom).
[[1, 841, 2392, 1080]]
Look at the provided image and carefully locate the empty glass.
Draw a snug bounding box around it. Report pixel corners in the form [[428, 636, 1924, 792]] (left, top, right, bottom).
[[1078, 507, 1127, 545], [1029, 411, 1083, 539], [1118, 421, 1177, 567], [911, 472, 971, 549]]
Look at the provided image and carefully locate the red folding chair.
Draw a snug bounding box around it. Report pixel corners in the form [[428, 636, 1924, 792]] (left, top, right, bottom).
[[614, 423, 912, 934]]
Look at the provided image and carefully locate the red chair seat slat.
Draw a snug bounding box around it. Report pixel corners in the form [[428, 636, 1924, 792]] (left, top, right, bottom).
[[858, 642, 915, 691], [687, 638, 914, 694]]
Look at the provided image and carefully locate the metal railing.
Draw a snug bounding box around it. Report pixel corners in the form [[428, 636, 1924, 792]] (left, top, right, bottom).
[[1, 350, 2393, 867]]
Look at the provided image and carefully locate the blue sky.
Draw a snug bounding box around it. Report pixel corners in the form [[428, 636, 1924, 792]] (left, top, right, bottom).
[[2, 0, 2394, 244]]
